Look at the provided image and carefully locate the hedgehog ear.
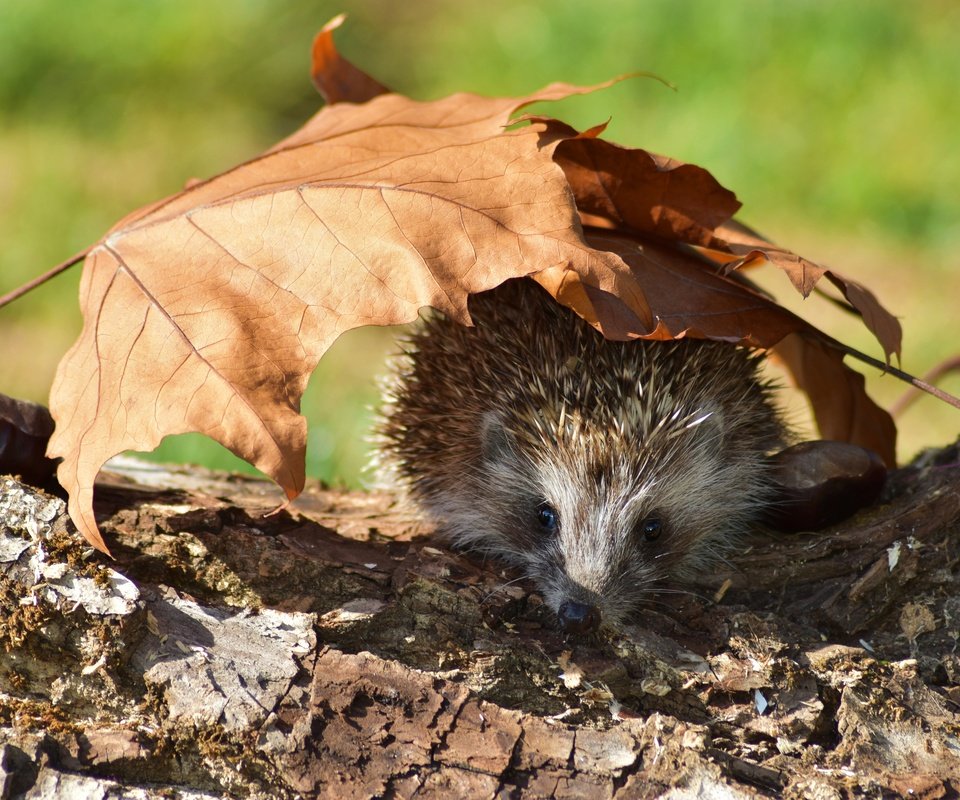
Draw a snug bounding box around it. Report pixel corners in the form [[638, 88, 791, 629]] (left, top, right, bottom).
[[480, 412, 514, 462]]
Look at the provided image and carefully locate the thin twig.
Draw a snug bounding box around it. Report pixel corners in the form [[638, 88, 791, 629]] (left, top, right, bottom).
[[889, 355, 960, 418], [825, 337, 960, 412], [0, 246, 91, 309]]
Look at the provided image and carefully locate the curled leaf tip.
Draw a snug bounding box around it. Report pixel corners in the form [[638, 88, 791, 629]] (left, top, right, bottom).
[[321, 12, 347, 32], [311, 13, 390, 104]]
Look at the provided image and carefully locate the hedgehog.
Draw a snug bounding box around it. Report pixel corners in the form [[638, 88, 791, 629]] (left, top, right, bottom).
[[377, 278, 785, 633]]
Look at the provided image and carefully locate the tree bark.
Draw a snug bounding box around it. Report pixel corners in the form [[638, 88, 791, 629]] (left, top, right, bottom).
[[1, 440, 959, 798]]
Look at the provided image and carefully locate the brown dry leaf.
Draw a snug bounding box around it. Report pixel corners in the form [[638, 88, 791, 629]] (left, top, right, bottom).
[[571, 230, 806, 344], [47, 17, 898, 551], [708, 219, 902, 363], [542, 127, 901, 365], [46, 75, 634, 552], [770, 333, 897, 465], [296, 17, 899, 452], [543, 121, 743, 247]]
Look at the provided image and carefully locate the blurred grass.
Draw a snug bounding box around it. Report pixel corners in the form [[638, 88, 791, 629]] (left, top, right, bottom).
[[1, 0, 958, 485]]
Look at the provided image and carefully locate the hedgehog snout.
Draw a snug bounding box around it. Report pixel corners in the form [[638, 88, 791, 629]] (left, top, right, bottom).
[[539, 555, 612, 634], [557, 599, 601, 634]]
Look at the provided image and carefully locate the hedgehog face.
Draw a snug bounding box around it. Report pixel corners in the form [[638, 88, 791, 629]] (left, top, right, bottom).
[[470, 405, 760, 633]]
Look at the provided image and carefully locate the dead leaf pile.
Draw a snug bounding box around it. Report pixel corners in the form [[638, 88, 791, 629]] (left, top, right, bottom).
[[46, 15, 898, 552]]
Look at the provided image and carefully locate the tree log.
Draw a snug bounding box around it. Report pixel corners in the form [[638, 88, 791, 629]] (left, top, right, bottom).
[[2, 440, 959, 798]]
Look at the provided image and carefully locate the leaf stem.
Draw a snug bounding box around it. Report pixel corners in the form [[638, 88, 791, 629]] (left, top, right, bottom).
[[889, 355, 960, 418], [0, 247, 91, 310], [827, 338, 960, 412]]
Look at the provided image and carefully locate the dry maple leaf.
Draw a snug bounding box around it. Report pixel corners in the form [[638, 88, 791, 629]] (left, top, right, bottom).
[[536, 120, 901, 363], [47, 16, 899, 552], [45, 77, 635, 551], [305, 19, 900, 450]]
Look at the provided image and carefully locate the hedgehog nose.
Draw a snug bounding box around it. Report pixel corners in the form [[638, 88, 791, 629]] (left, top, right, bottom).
[[557, 600, 601, 634]]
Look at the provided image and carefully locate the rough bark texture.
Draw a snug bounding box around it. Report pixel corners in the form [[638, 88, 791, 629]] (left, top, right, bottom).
[[1, 440, 959, 799]]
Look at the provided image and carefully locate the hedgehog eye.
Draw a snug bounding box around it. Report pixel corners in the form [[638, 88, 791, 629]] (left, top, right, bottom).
[[536, 502, 559, 532], [638, 515, 663, 542]]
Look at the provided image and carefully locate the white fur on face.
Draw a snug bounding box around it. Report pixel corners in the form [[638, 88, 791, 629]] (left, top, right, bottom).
[[470, 404, 771, 627]]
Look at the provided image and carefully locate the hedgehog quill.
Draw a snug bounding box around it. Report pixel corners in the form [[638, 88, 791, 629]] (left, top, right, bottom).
[[379, 278, 785, 633]]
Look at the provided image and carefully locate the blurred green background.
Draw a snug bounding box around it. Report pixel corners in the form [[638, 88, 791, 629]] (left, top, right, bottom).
[[1, 0, 958, 486]]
